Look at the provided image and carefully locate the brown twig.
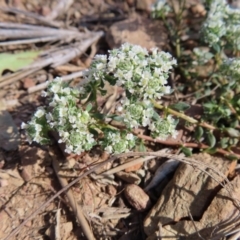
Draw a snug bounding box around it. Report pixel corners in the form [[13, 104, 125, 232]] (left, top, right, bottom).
[[137, 134, 240, 159], [153, 100, 216, 130], [51, 157, 95, 240], [0, 7, 62, 27], [28, 70, 83, 93]]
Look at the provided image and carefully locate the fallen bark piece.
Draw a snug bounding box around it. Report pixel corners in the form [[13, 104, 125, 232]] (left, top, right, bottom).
[[124, 184, 151, 211], [144, 153, 237, 236]]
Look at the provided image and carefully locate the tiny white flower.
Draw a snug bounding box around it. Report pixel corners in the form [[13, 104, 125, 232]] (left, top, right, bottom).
[[59, 107, 68, 118], [142, 117, 151, 127], [41, 91, 48, 97], [65, 145, 73, 154], [35, 124, 42, 132], [105, 145, 113, 153], [117, 105, 123, 112], [35, 108, 45, 118], [21, 122, 27, 129], [46, 113, 53, 122], [126, 133, 134, 141], [50, 83, 61, 93], [33, 134, 42, 142], [69, 115, 77, 123]]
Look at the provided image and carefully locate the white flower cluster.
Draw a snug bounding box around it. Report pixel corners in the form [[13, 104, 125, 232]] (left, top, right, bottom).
[[101, 131, 136, 154], [83, 43, 178, 140], [22, 43, 178, 155], [83, 43, 176, 100], [21, 107, 49, 144], [117, 99, 178, 140], [117, 99, 154, 129], [220, 57, 240, 81], [151, 0, 171, 19], [192, 48, 213, 65], [22, 78, 96, 155], [203, 0, 240, 50], [149, 115, 178, 140]]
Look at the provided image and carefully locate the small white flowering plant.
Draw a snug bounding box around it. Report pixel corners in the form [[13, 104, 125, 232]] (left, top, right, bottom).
[[151, 0, 171, 19], [22, 43, 178, 155], [202, 0, 240, 52]]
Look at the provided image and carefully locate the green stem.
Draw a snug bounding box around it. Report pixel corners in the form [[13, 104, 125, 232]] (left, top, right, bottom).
[[175, 38, 181, 59], [152, 100, 216, 130], [152, 100, 198, 123], [221, 97, 240, 121]]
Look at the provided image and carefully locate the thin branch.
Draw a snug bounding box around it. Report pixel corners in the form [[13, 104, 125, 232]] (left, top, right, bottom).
[[52, 156, 95, 240], [28, 70, 84, 93], [0, 7, 61, 27]]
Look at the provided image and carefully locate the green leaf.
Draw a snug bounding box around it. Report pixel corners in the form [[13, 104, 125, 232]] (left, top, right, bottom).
[[86, 103, 93, 112], [98, 88, 107, 96], [89, 127, 99, 137], [91, 113, 105, 120], [228, 138, 239, 146], [219, 137, 229, 149], [110, 115, 124, 122], [105, 75, 117, 85], [181, 147, 192, 156], [170, 102, 190, 111], [206, 131, 216, 148], [152, 111, 160, 121], [226, 154, 238, 161], [224, 128, 240, 138], [230, 119, 239, 128], [136, 141, 146, 152], [100, 79, 105, 88], [205, 52, 214, 60], [212, 43, 221, 53], [204, 147, 217, 154], [194, 126, 204, 142], [87, 90, 97, 102], [0, 51, 40, 74]]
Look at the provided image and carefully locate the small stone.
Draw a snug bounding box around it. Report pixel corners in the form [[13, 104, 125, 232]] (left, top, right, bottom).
[[116, 171, 141, 185], [0, 110, 20, 151], [107, 185, 117, 196], [20, 167, 31, 182], [136, 0, 155, 11], [106, 15, 168, 50], [124, 184, 151, 211], [125, 162, 143, 172], [0, 179, 8, 187], [190, 4, 206, 17], [22, 78, 35, 89]]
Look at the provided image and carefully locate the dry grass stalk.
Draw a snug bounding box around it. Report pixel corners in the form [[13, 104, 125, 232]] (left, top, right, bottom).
[[51, 154, 96, 240], [0, 7, 61, 27], [0, 31, 103, 88]]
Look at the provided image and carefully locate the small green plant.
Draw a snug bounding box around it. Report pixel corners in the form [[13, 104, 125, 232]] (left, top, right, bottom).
[[22, 43, 178, 155], [202, 0, 240, 52], [149, 0, 240, 157]]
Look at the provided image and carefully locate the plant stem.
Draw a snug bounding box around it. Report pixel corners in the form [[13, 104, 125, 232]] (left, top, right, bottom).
[[221, 96, 240, 121], [136, 132, 240, 159], [152, 100, 216, 130]]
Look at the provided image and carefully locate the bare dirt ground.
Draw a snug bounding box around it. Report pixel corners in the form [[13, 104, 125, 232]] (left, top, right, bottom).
[[0, 0, 240, 240]]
